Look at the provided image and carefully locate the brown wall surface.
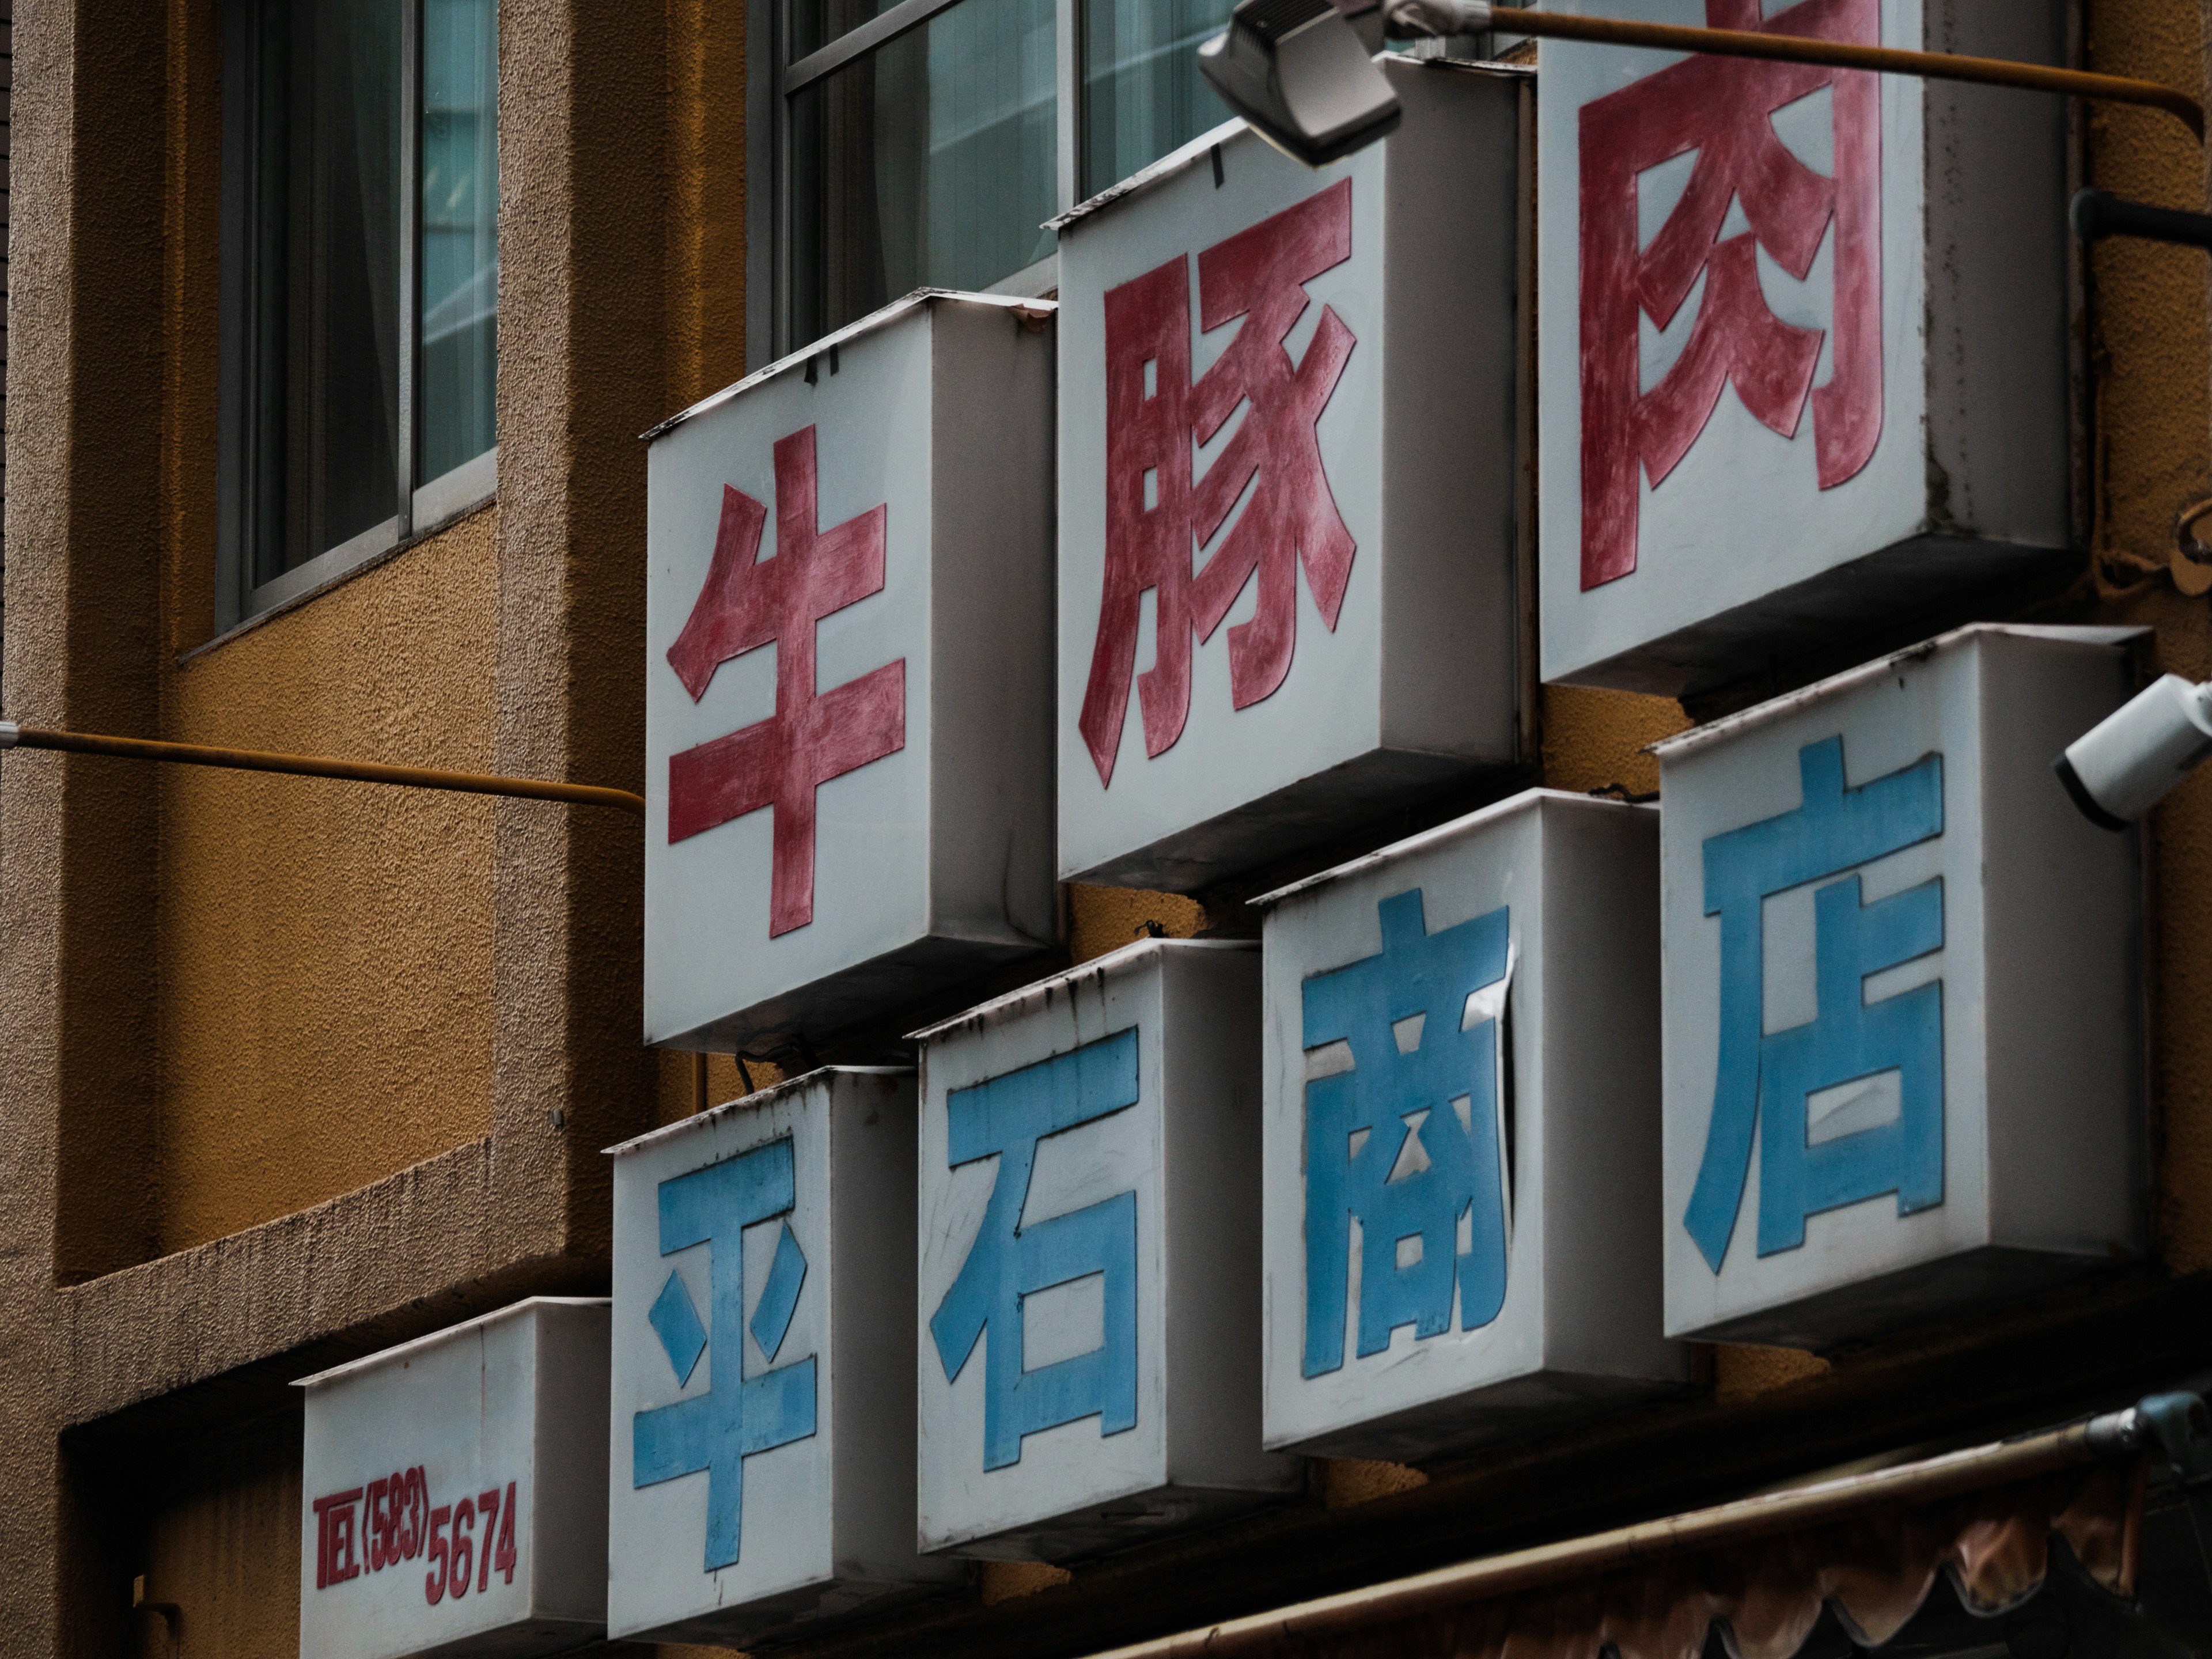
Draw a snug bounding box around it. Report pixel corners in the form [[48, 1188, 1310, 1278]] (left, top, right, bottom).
[[156, 510, 501, 1250], [14, 0, 2212, 1654], [136, 1416, 304, 1659], [1, 0, 682, 1640]]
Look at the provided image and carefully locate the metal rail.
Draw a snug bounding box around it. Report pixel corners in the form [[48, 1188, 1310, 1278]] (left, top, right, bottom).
[[1079, 1405, 2155, 1659], [1484, 6, 2204, 140], [0, 723, 647, 817]]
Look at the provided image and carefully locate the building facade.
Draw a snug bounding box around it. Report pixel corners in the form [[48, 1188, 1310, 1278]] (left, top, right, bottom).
[[3, 0, 2212, 1655]]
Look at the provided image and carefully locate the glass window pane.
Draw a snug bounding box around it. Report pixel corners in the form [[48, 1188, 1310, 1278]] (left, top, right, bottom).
[[419, 0, 498, 484], [791, 0, 1057, 350], [271, 0, 404, 582], [1081, 0, 1235, 202]]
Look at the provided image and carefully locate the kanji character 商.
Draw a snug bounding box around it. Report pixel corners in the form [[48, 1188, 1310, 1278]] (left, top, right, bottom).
[[1300, 890, 1512, 1378], [1578, 0, 1883, 590], [1685, 736, 1945, 1273], [665, 425, 907, 935]]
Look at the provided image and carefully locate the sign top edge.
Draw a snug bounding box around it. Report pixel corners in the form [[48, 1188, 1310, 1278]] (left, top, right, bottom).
[[1647, 624, 2151, 764], [640, 290, 1060, 444], [907, 938, 1257, 1044], [603, 1065, 915, 1159], [1247, 787, 1642, 911], [291, 1296, 612, 1391]]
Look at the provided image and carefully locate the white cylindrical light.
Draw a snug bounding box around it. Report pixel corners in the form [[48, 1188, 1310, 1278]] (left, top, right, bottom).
[[2055, 673, 2212, 828]]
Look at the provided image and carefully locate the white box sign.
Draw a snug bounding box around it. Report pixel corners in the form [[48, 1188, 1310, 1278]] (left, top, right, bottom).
[[914, 941, 1299, 1558], [1657, 625, 2146, 1346], [608, 1067, 957, 1643], [1539, 0, 2072, 693], [1256, 793, 1686, 1459], [646, 291, 1057, 1051], [297, 1299, 609, 1659], [1055, 59, 1522, 891]]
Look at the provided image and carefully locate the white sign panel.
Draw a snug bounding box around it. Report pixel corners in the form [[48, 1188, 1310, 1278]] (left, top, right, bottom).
[[1539, 0, 2071, 693], [1657, 625, 2146, 1346], [1055, 59, 1522, 892], [1257, 793, 1685, 1459], [608, 1068, 957, 1643], [646, 292, 1057, 1051], [297, 1299, 609, 1659], [914, 941, 1299, 1558]]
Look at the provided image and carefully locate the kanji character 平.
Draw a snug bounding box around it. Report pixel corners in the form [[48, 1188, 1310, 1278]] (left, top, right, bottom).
[[1079, 180, 1359, 786], [664, 425, 907, 937], [1578, 0, 1884, 591], [633, 1136, 817, 1572]]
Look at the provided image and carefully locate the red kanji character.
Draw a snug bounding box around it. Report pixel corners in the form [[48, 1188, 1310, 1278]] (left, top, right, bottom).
[[1191, 177, 1357, 710], [665, 425, 906, 937], [1078, 181, 1359, 787], [1078, 256, 1196, 788], [1578, 0, 1883, 591]]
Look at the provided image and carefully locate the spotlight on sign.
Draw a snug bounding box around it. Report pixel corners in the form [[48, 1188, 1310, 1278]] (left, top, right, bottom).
[[2055, 675, 2212, 829], [1197, 0, 1404, 166]]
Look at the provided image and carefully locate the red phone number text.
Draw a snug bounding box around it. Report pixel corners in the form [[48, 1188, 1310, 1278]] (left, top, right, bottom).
[[312, 1468, 519, 1605]]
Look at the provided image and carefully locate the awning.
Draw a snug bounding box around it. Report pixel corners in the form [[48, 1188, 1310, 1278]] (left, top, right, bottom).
[[1086, 1403, 2185, 1659]]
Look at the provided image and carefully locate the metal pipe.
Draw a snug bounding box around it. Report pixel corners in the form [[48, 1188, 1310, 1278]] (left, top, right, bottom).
[[1080, 1408, 2147, 1659], [0, 722, 647, 818], [1392, 3, 2207, 142]]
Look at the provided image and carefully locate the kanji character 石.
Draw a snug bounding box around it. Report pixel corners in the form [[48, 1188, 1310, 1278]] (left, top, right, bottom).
[[929, 1029, 1141, 1469]]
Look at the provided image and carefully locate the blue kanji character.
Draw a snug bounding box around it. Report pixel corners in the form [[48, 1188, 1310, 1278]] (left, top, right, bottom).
[[929, 1029, 1141, 1471], [1686, 736, 1947, 1272], [634, 1136, 818, 1572], [1300, 890, 1512, 1379]]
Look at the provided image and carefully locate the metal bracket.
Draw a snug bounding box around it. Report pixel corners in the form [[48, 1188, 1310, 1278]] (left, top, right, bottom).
[[2090, 1393, 2212, 1599], [2071, 189, 2212, 252]]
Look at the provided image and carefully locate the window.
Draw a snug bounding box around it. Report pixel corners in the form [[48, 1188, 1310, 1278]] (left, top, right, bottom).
[[762, 0, 1237, 361], [217, 0, 498, 628]]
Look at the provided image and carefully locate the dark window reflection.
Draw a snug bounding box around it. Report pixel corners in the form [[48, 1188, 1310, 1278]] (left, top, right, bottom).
[[791, 0, 1056, 351], [232, 0, 404, 588], [1081, 0, 1236, 202], [419, 0, 498, 484]]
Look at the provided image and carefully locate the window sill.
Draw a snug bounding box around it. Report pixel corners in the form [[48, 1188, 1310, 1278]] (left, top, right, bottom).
[[185, 455, 498, 665]]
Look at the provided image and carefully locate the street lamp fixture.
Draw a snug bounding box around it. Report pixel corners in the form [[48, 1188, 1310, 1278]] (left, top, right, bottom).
[[1196, 0, 1401, 167], [1198, 0, 2204, 169]]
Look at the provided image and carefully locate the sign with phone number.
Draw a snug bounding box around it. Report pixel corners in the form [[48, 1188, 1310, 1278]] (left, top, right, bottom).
[[311, 1467, 520, 1604]]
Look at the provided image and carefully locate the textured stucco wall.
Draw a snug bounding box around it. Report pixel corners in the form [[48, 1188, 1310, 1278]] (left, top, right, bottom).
[[157, 510, 501, 1250], [1, 0, 679, 1642], [14, 0, 2212, 1654], [2081, 0, 2212, 1270], [664, 0, 748, 416]]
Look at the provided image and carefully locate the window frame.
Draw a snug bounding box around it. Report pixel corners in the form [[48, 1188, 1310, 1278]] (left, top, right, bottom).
[[747, 0, 1083, 372], [215, 0, 499, 633]]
